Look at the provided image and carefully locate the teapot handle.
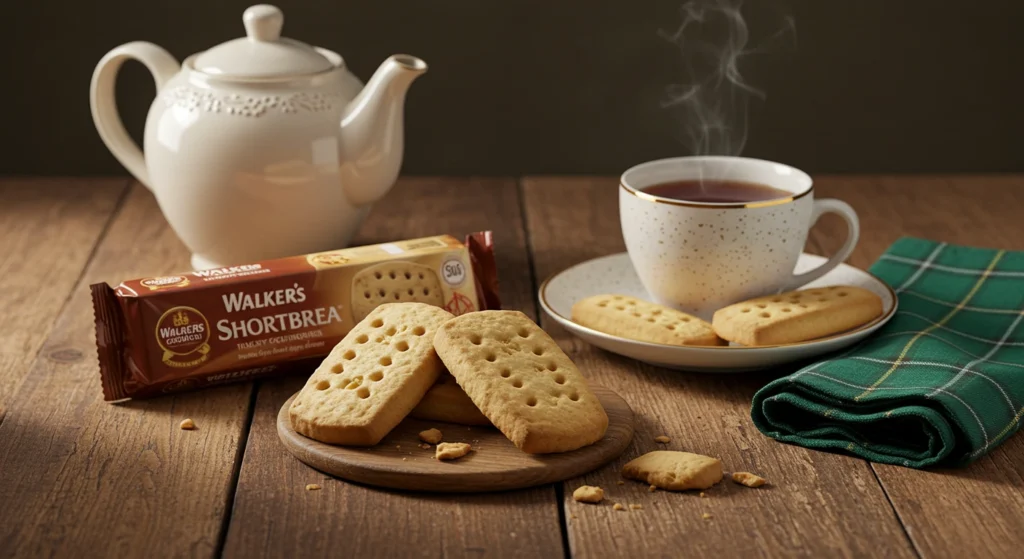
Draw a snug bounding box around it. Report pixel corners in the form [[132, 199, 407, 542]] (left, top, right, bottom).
[[90, 42, 179, 190]]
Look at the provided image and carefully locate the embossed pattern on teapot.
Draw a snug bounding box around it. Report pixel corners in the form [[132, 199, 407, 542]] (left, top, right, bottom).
[[90, 4, 427, 270]]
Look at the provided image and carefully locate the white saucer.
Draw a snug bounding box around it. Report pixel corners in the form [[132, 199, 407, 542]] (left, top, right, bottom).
[[539, 253, 897, 372]]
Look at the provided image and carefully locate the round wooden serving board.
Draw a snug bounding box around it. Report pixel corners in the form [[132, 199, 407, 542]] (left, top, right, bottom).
[[277, 385, 635, 492]]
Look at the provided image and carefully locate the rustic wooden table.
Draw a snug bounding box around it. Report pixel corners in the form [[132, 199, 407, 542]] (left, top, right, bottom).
[[1, 176, 1023, 558]]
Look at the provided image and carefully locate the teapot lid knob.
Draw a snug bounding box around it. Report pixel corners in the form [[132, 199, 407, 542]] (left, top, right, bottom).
[[243, 4, 284, 42], [192, 4, 335, 77]]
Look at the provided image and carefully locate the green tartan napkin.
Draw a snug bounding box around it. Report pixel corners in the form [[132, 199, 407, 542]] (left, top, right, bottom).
[[751, 237, 1024, 468]]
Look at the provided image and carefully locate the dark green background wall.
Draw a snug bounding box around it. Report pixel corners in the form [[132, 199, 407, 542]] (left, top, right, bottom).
[[4, 0, 1022, 175]]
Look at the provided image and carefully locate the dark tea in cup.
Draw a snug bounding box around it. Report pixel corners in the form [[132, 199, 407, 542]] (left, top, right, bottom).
[[643, 180, 790, 204]]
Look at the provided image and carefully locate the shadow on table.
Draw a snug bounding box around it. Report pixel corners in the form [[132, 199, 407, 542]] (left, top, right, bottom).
[[587, 345, 800, 401]]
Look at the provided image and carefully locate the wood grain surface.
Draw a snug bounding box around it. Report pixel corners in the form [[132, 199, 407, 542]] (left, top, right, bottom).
[[277, 385, 634, 492], [523, 176, 918, 558], [0, 178, 127, 420], [0, 184, 255, 558], [222, 178, 567, 559], [1, 175, 1022, 559]]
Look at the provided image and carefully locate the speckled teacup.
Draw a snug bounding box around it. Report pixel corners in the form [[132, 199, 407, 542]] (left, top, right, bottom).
[[620, 156, 859, 318]]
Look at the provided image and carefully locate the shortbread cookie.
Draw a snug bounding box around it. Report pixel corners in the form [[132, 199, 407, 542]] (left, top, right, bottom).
[[351, 262, 445, 322], [434, 310, 609, 454], [572, 485, 605, 503], [622, 451, 723, 491], [435, 442, 471, 460], [571, 295, 725, 346], [410, 372, 491, 426], [712, 285, 883, 346], [289, 303, 453, 446]]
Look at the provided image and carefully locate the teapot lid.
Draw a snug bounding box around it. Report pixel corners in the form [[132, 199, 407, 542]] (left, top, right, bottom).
[[192, 5, 335, 77]]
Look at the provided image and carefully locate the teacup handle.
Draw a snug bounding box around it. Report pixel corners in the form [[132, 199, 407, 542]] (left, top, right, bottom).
[[782, 198, 860, 291]]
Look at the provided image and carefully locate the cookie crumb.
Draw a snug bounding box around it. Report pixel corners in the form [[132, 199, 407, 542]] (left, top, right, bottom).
[[572, 485, 604, 503], [613, 503, 625, 511], [179, 418, 196, 430], [702, 512, 713, 520], [700, 492, 706, 498], [654, 435, 670, 444], [616, 481, 625, 486], [419, 428, 443, 445], [648, 484, 657, 493], [402, 457, 407, 461], [435, 442, 471, 460], [305, 484, 321, 491], [419, 443, 432, 450], [570, 514, 578, 520], [731, 472, 767, 488], [628, 504, 642, 510], [395, 445, 401, 450]]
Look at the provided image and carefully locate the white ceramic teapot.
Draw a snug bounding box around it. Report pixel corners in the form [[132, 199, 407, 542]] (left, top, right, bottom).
[[90, 5, 427, 270]]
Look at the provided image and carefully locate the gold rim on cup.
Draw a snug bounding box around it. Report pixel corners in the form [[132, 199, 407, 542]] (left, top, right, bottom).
[[619, 155, 815, 209], [618, 181, 813, 209]]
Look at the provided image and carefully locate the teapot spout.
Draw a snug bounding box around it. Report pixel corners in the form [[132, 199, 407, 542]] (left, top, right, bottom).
[[339, 55, 427, 206]]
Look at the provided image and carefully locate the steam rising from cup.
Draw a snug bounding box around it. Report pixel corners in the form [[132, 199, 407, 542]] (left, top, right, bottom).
[[659, 0, 795, 158]]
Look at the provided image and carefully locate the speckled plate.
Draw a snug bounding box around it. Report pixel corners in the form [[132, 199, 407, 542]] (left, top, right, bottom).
[[539, 252, 897, 372]]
